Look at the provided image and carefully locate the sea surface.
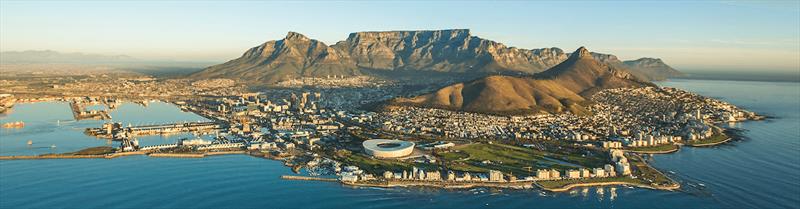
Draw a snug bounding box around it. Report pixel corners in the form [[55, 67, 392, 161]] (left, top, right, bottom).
[[0, 79, 798, 209]]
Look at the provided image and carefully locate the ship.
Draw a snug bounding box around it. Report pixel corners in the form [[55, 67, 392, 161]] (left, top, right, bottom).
[[2, 121, 24, 128]]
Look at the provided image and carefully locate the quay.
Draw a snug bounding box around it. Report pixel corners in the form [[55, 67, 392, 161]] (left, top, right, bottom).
[[70, 102, 111, 121], [86, 121, 224, 139], [125, 122, 221, 136]]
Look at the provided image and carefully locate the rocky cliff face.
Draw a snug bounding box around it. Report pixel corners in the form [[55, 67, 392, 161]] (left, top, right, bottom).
[[331, 29, 567, 73], [191, 29, 680, 84]]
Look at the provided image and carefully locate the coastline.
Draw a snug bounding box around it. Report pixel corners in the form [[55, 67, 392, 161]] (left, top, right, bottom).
[[280, 175, 681, 192], [0, 151, 246, 160], [686, 136, 731, 147], [342, 180, 536, 190], [534, 181, 679, 192]]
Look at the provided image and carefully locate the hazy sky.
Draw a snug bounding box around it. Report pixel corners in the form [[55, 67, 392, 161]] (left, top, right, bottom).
[[1, 1, 798, 72]]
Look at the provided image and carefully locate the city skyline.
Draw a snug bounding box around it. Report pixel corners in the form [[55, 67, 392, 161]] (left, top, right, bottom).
[[1, 1, 799, 72]]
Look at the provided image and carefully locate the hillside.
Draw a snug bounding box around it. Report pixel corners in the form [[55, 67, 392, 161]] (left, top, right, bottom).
[[382, 47, 652, 115], [190, 32, 360, 84]]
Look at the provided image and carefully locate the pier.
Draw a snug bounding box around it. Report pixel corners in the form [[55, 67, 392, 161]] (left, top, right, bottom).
[[70, 102, 111, 120]]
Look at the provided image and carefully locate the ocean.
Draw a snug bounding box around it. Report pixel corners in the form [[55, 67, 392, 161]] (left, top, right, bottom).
[[1, 79, 798, 209]]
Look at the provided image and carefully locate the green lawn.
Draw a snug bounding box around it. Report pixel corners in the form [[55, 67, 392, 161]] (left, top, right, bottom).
[[628, 155, 674, 186], [625, 144, 679, 152], [439, 143, 609, 175]]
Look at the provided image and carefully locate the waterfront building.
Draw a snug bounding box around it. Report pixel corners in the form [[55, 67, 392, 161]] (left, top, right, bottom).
[[616, 161, 632, 176], [549, 169, 561, 179], [536, 169, 550, 180], [426, 171, 441, 181], [341, 173, 358, 182], [447, 171, 456, 181], [593, 168, 607, 178], [581, 168, 592, 178], [567, 169, 581, 179], [383, 171, 394, 179], [197, 142, 244, 151], [489, 170, 504, 182], [604, 164, 616, 177]]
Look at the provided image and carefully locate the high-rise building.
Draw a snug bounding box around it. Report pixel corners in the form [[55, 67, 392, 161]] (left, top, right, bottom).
[[549, 169, 560, 179], [536, 169, 550, 180], [489, 170, 504, 182]]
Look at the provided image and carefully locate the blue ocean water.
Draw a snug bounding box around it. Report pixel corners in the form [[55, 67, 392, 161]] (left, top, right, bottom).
[[0, 79, 798, 209]]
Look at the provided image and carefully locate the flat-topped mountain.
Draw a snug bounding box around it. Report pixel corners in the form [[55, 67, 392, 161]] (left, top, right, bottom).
[[331, 29, 567, 73], [190, 29, 681, 85], [380, 47, 652, 115]]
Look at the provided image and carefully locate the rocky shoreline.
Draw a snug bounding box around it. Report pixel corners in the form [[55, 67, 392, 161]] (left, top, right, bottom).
[[279, 175, 684, 192]]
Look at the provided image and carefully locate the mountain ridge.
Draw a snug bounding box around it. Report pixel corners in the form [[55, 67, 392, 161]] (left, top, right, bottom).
[[190, 30, 681, 84]]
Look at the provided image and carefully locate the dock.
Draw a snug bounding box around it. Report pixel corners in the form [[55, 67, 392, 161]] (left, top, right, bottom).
[[70, 102, 111, 121]]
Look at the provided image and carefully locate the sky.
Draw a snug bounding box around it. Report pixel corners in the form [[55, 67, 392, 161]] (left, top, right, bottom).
[[1, 0, 799, 72]]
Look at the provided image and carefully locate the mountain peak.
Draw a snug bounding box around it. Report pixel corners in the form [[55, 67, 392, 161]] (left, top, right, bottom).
[[285, 31, 309, 41], [572, 46, 592, 59]]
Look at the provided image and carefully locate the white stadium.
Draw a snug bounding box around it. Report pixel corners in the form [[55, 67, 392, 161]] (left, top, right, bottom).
[[362, 139, 415, 158]]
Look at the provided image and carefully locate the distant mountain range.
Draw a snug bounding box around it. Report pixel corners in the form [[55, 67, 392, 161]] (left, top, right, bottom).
[[379, 47, 652, 115], [0, 50, 135, 64], [191, 29, 682, 84]]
